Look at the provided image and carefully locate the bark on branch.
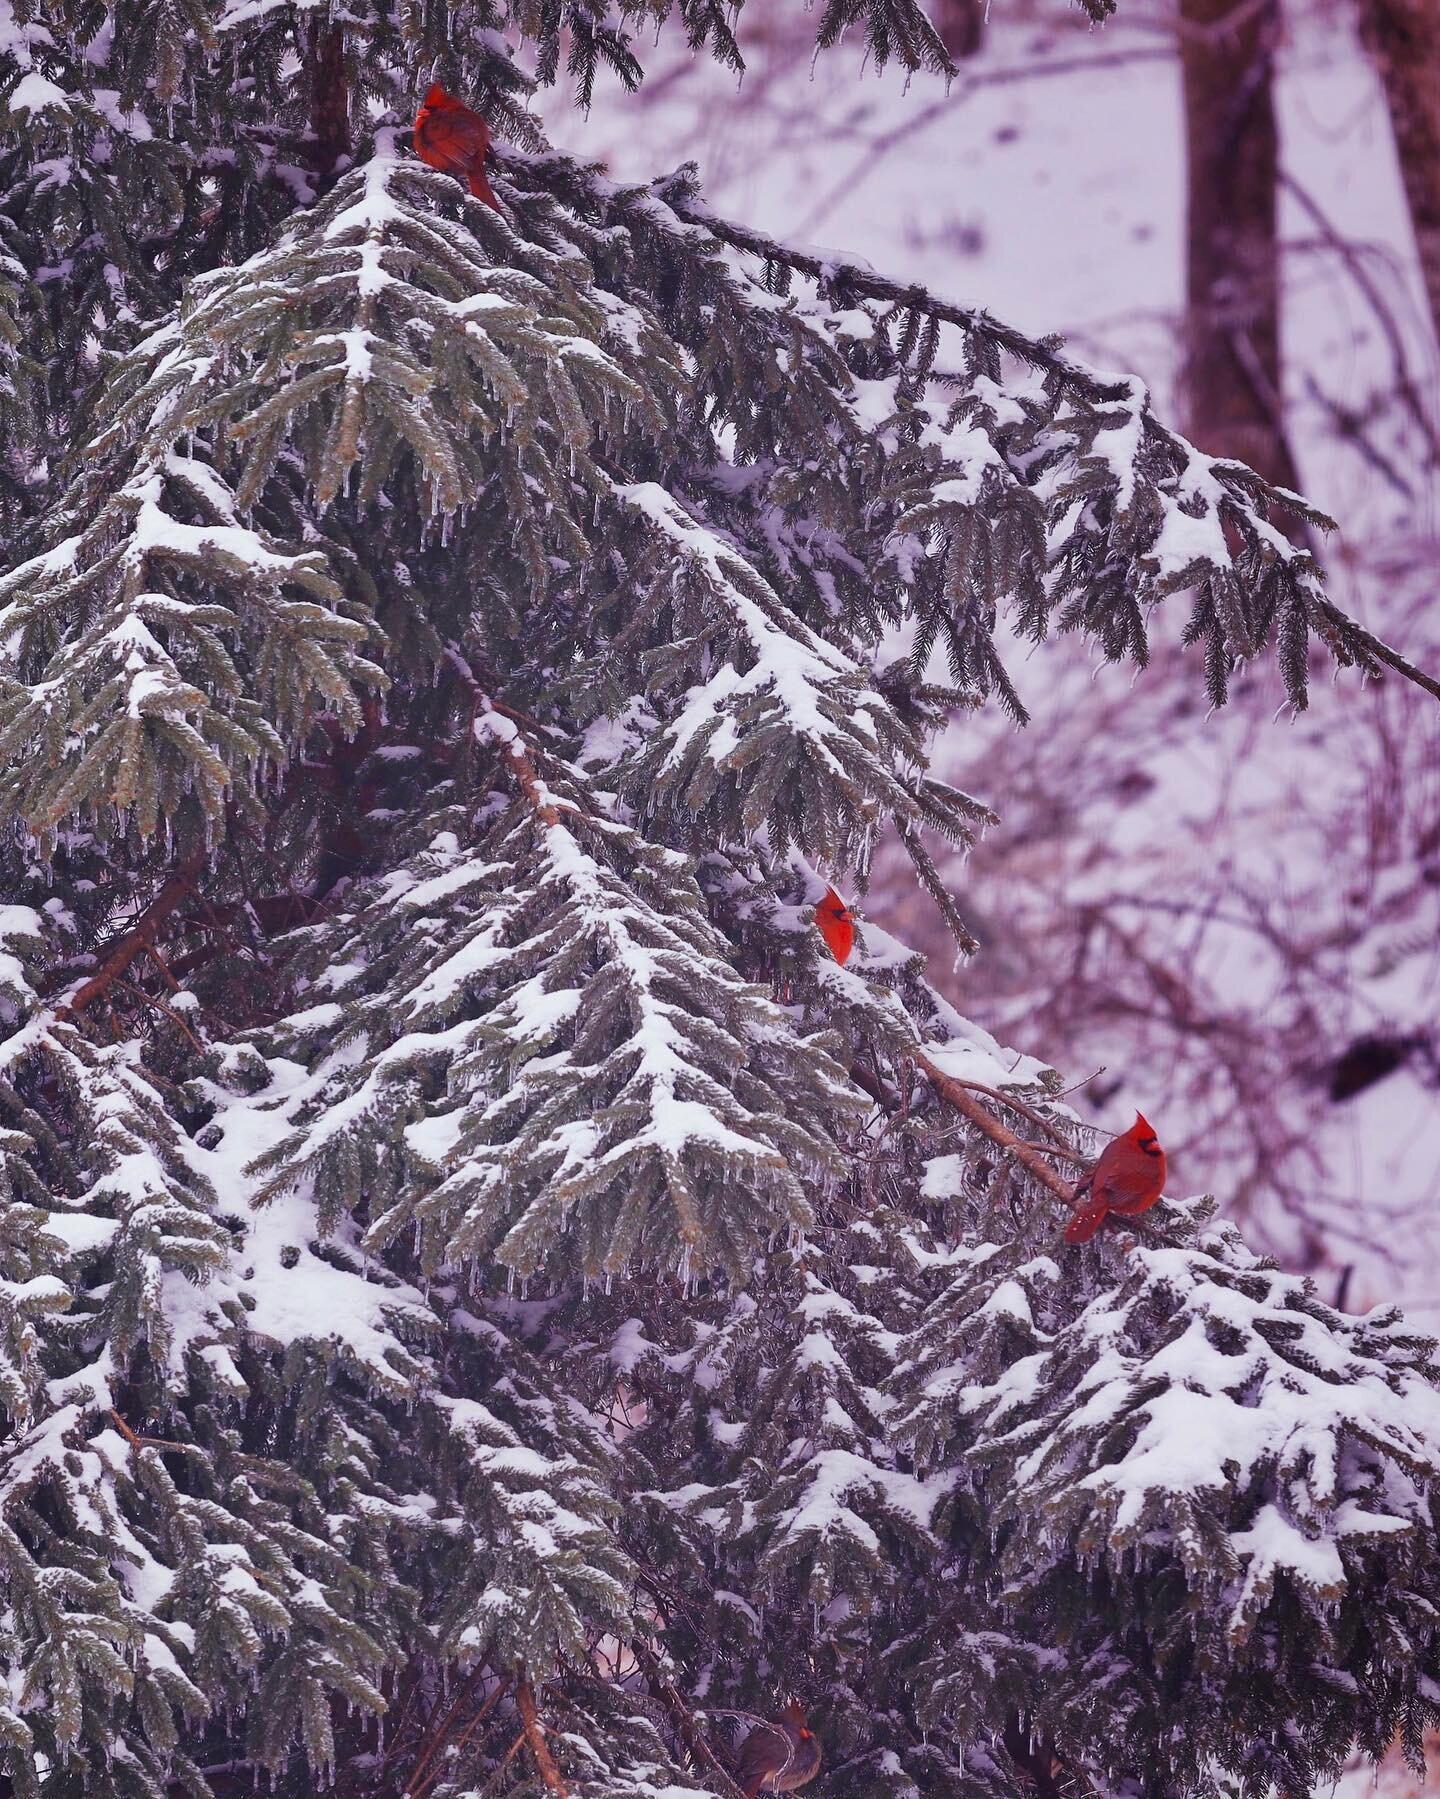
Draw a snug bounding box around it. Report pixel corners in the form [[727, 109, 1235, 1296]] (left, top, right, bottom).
[[444, 645, 579, 826], [515, 1670, 570, 1799], [52, 854, 206, 1020], [941, 1079, 1091, 1168], [630, 1641, 749, 1799], [915, 1050, 1079, 1205]]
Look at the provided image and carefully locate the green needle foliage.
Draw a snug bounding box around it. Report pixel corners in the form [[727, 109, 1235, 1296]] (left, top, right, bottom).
[[0, 5, 1436, 1796]]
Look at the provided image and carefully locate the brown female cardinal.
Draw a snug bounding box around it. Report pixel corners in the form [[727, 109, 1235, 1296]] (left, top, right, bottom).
[[814, 887, 855, 965], [1064, 1112, 1167, 1244], [735, 1700, 822, 1798], [413, 84, 498, 208]]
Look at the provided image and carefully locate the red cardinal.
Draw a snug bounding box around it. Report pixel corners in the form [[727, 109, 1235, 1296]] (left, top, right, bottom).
[[735, 1700, 822, 1798], [815, 886, 855, 965], [1064, 1112, 1167, 1244], [413, 84, 498, 208]]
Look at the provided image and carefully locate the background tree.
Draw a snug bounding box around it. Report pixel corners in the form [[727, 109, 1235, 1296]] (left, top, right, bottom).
[[1179, 0, 1302, 489], [1358, 0, 1440, 346]]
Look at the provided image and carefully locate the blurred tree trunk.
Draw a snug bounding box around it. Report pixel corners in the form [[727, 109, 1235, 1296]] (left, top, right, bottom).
[[1179, 0, 1302, 490], [1358, 0, 1440, 350], [933, 0, 985, 58]]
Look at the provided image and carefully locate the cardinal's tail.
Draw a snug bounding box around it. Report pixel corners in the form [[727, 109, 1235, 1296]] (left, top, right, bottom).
[[1063, 1193, 1107, 1245], [469, 167, 499, 208]]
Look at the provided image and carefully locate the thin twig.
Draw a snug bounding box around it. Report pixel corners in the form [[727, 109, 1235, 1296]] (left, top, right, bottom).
[[940, 1078, 1090, 1166], [107, 1409, 190, 1456], [1280, 169, 1440, 464], [405, 1672, 511, 1799], [795, 47, 1175, 235], [114, 978, 206, 1055]]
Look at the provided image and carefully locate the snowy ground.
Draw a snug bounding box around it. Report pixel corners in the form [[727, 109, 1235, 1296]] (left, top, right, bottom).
[[545, 0, 1440, 1335]]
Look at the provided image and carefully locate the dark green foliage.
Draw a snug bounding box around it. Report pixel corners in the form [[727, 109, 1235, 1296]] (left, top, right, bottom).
[[0, 3, 1436, 1795]]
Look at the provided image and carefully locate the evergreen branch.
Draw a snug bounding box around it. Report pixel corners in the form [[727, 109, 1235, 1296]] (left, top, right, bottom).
[[647, 178, 1126, 402], [1320, 605, 1440, 704], [894, 817, 981, 955], [914, 1050, 1078, 1205]]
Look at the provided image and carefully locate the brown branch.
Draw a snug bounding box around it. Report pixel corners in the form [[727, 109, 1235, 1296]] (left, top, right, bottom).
[[107, 1409, 191, 1456], [1001, 1715, 1069, 1799], [441, 646, 555, 740], [630, 1641, 748, 1799], [52, 854, 205, 1019], [435, 1684, 514, 1795], [915, 1050, 1078, 1205], [404, 1671, 510, 1799], [142, 942, 183, 992], [443, 647, 579, 828], [177, 892, 326, 939], [514, 1670, 569, 1799], [484, 711, 563, 825], [490, 1732, 529, 1789]]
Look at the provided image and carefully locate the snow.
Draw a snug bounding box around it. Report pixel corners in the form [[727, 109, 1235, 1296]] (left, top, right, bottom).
[[0, 18, 1432, 1788], [190, 1057, 436, 1391], [775, 1447, 948, 1547], [8, 71, 68, 117], [90, 89, 152, 140]]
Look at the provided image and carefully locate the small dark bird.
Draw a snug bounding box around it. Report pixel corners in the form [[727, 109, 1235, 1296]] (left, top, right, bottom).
[[1064, 1111, 1167, 1244], [735, 1700, 822, 1798], [413, 83, 498, 208]]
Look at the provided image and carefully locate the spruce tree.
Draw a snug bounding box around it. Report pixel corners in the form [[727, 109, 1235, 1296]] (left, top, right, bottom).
[[1, 7, 1438, 1797]]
